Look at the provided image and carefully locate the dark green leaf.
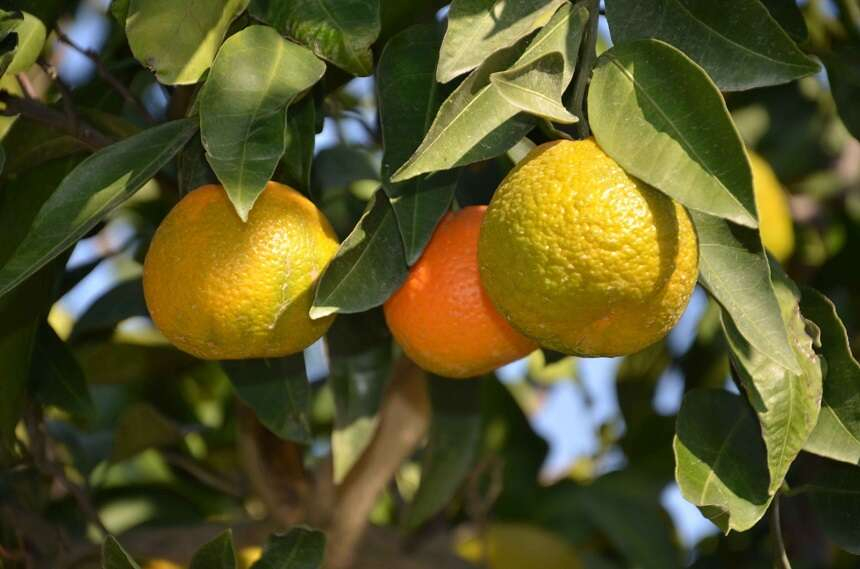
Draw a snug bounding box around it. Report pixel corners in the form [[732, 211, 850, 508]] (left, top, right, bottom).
[[251, 526, 326, 569], [588, 39, 758, 227], [392, 3, 588, 182], [328, 312, 392, 483], [807, 458, 860, 554], [691, 212, 799, 373], [250, 0, 380, 76], [405, 377, 483, 528], [377, 24, 458, 263], [0, 118, 198, 299], [436, 0, 566, 83], [311, 189, 408, 319], [70, 278, 147, 340], [200, 25, 326, 220], [605, 0, 819, 91], [30, 323, 95, 421], [279, 96, 316, 194], [722, 264, 822, 494], [222, 355, 312, 443], [111, 403, 183, 461], [579, 472, 680, 569], [190, 530, 237, 569], [822, 47, 860, 141], [102, 536, 141, 569], [178, 133, 219, 196], [126, 0, 249, 85], [110, 0, 129, 27], [1, 119, 88, 177], [760, 0, 808, 42], [674, 389, 771, 532], [802, 288, 860, 464], [313, 145, 379, 238]]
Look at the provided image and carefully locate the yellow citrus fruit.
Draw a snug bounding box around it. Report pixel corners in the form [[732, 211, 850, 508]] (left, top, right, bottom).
[[238, 546, 263, 568], [749, 151, 795, 262], [142, 561, 182, 569], [384, 207, 536, 378], [455, 523, 582, 569], [143, 182, 339, 359], [478, 138, 698, 357]]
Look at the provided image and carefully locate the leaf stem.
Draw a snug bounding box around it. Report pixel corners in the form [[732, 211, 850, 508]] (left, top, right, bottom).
[[770, 495, 792, 569], [569, 0, 600, 139]]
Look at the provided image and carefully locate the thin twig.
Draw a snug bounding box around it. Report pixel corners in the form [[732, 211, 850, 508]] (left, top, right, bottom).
[[54, 27, 157, 124], [0, 91, 114, 149], [770, 495, 792, 569]]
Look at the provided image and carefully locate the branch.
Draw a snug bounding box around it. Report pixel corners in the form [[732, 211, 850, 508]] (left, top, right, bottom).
[[568, 0, 600, 139], [770, 495, 792, 569], [325, 358, 431, 569], [0, 91, 114, 149], [54, 28, 157, 125]]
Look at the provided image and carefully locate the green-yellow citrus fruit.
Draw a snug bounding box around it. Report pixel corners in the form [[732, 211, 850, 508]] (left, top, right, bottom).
[[143, 182, 339, 360], [749, 151, 795, 262], [478, 138, 699, 357], [455, 523, 582, 569]]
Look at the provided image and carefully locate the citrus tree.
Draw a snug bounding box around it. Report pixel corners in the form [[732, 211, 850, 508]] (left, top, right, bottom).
[[1, 0, 859, 568]]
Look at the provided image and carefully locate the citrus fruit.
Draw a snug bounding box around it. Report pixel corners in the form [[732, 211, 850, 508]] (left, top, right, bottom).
[[142, 561, 182, 569], [478, 138, 699, 357], [384, 207, 536, 378], [455, 522, 582, 569], [749, 150, 795, 262], [143, 182, 339, 360], [238, 546, 262, 568]]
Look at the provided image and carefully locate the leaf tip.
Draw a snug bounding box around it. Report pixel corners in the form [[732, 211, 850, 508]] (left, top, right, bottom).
[[309, 305, 337, 320]]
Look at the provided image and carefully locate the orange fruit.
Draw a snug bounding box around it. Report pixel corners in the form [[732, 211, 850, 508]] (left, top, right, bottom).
[[143, 182, 339, 359], [384, 207, 536, 378]]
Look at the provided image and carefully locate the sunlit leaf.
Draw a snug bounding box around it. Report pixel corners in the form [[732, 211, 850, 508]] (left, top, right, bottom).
[[674, 389, 771, 532], [588, 39, 758, 227], [605, 0, 819, 91], [722, 264, 822, 494], [436, 0, 566, 83], [0, 118, 197, 299], [802, 288, 860, 464], [200, 26, 325, 220], [3, 11, 45, 75], [126, 0, 249, 85], [250, 0, 380, 76]]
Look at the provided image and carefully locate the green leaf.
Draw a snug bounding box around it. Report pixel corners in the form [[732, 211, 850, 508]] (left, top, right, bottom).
[[222, 355, 312, 443], [822, 47, 860, 142], [250, 0, 380, 76], [436, 0, 566, 83], [490, 52, 578, 123], [604, 0, 819, 91], [0, 11, 22, 77], [311, 189, 408, 319], [807, 458, 860, 554], [377, 24, 458, 263], [760, 0, 808, 42], [691, 211, 799, 373], [30, 323, 96, 421], [405, 377, 483, 528], [0, 118, 198, 300], [0, 144, 4, 174], [722, 265, 822, 494], [327, 311, 392, 483], [578, 472, 680, 569], [251, 526, 326, 569], [178, 133, 219, 197], [190, 530, 237, 569], [200, 25, 326, 220], [802, 288, 860, 464], [2, 11, 45, 75], [588, 39, 758, 227], [70, 278, 147, 340], [673, 389, 771, 532], [111, 403, 183, 461], [278, 95, 316, 194], [110, 0, 129, 27], [102, 536, 142, 569], [392, 2, 588, 182], [126, 0, 249, 85]]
